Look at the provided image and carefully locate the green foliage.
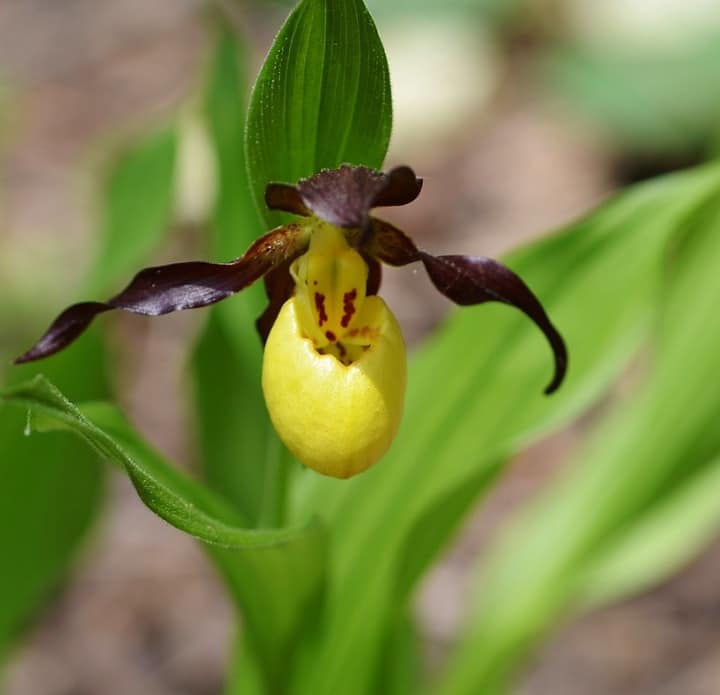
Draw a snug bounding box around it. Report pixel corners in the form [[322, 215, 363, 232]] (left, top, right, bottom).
[[0, 338, 107, 662], [0, 376, 326, 691], [3, 378, 305, 547], [289, 162, 720, 695], [436, 178, 720, 695]]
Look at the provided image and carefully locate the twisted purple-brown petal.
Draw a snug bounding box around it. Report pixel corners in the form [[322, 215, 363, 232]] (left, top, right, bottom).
[[420, 254, 567, 394], [15, 223, 309, 364], [367, 218, 567, 394]]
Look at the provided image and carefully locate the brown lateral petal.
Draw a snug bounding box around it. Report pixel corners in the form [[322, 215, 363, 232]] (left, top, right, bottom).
[[364, 255, 382, 297], [420, 253, 567, 394], [291, 164, 422, 229], [256, 259, 296, 343], [15, 223, 309, 364], [366, 218, 421, 266], [265, 183, 311, 217], [366, 218, 566, 394]]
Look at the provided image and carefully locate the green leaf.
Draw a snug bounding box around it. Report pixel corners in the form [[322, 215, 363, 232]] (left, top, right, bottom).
[[289, 163, 720, 695], [2, 376, 317, 549], [374, 611, 423, 695], [435, 180, 720, 695], [1, 375, 326, 690], [579, 456, 720, 607], [245, 0, 392, 226], [0, 335, 108, 661], [224, 631, 265, 695], [87, 127, 177, 293], [0, 412, 102, 659], [392, 458, 504, 603]]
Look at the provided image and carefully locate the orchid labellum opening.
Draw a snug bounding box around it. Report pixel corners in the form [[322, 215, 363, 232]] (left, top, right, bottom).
[[15, 165, 567, 478]]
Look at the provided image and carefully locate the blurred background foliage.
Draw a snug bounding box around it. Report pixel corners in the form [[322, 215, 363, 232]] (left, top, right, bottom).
[[1, 0, 720, 693]]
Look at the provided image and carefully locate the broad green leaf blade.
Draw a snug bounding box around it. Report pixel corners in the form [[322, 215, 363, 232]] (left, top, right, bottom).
[[0, 337, 107, 662], [290, 163, 720, 695], [393, 458, 503, 602], [0, 412, 102, 658], [245, 0, 392, 225], [374, 611, 422, 695], [1, 375, 326, 691], [211, 540, 326, 693], [579, 456, 720, 607], [435, 182, 720, 695], [224, 630, 265, 695], [191, 27, 281, 524], [87, 127, 177, 293]]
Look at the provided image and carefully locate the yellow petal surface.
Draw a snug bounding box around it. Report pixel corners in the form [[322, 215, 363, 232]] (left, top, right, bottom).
[[262, 295, 406, 478]]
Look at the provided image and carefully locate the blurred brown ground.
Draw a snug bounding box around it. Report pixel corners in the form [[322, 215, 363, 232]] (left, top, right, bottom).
[[1, 1, 719, 694]]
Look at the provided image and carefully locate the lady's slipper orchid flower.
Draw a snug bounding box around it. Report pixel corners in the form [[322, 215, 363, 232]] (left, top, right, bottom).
[[15, 164, 567, 478]]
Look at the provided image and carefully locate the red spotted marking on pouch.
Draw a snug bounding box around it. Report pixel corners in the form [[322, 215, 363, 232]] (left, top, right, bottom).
[[325, 330, 337, 342], [314, 292, 328, 326], [347, 325, 379, 341], [341, 289, 357, 328]]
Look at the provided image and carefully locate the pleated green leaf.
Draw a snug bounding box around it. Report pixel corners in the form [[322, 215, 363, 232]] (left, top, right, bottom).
[[436, 180, 720, 695], [290, 163, 720, 695], [245, 0, 392, 225]]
